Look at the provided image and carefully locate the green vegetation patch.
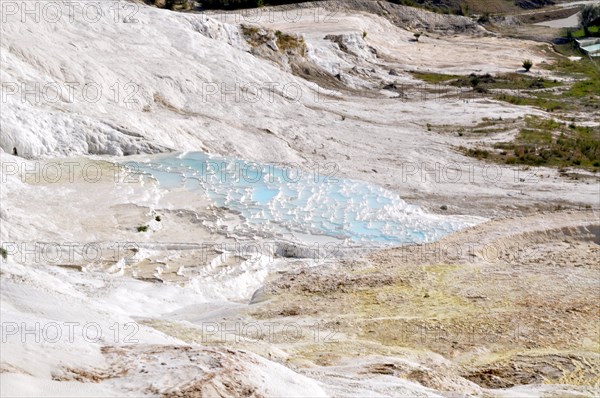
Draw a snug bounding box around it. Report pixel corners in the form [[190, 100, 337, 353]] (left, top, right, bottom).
[[411, 72, 561, 91], [544, 56, 600, 108], [411, 52, 599, 112], [494, 93, 564, 112], [547, 56, 597, 76], [566, 77, 600, 98], [462, 116, 600, 170], [570, 26, 600, 38], [410, 71, 461, 84]]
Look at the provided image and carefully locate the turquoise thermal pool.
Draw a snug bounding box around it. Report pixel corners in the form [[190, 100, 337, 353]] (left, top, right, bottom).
[[130, 152, 476, 245]]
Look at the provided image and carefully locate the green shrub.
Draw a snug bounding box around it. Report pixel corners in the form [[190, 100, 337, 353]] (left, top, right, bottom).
[[465, 148, 489, 159], [478, 13, 491, 24], [523, 59, 533, 72], [137, 225, 149, 232], [1, 247, 7, 260]]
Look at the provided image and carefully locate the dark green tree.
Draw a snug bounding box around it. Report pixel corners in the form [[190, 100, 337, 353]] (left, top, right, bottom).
[[580, 4, 600, 36]]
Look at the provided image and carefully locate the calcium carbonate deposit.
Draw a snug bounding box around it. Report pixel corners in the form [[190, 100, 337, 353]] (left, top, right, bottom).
[[1, 0, 598, 397]]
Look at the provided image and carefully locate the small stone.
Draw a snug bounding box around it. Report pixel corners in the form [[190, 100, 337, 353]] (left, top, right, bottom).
[[389, 69, 398, 76], [440, 205, 448, 210], [266, 40, 278, 52]]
